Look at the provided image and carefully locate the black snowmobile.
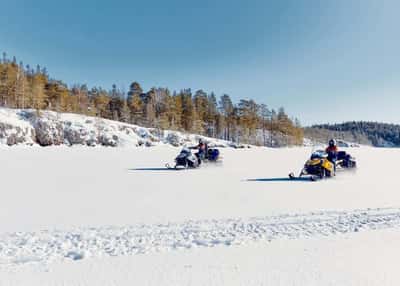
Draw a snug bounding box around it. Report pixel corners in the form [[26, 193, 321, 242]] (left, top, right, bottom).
[[166, 148, 200, 169], [336, 151, 357, 169]]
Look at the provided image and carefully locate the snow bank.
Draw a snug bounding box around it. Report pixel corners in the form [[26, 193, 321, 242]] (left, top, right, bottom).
[[0, 109, 35, 145], [0, 108, 239, 148]]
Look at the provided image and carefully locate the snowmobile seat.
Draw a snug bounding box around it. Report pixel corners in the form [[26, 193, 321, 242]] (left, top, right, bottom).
[[336, 151, 356, 168], [207, 148, 220, 161], [337, 151, 348, 160]]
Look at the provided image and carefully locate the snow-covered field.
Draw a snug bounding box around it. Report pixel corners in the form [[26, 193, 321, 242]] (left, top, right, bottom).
[[1, 146, 400, 285]]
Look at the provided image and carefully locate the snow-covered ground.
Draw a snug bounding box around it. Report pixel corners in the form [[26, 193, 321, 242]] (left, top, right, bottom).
[[4, 229, 400, 286], [1, 146, 400, 285]]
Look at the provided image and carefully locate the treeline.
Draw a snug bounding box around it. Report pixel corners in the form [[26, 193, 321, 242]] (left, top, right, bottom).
[[0, 52, 303, 146], [308, 122, 400, 147], [304, 127, 371, 146]]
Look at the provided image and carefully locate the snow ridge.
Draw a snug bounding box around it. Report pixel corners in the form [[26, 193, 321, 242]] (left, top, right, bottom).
[[1, 207, 400, 268]]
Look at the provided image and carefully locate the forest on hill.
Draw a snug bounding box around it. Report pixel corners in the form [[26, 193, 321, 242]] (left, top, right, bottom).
[[306, 122, 400, 147], [0, 52, 303, 146]]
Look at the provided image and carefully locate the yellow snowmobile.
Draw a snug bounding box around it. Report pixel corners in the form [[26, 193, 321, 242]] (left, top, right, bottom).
[[289, 150, 334, 181]]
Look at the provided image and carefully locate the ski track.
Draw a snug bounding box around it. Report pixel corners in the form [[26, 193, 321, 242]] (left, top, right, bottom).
[[1, 207, 400, 268]]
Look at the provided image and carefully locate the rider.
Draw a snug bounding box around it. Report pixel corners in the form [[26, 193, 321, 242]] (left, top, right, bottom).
[[196, 138, 208, 163], [326, 139, 338, 174]]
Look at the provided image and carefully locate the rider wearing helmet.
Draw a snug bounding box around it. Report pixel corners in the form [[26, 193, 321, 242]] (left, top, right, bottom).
[[326, 139, 338, 174], [196, 138, 208, 163], [326, 139, 338, 153]]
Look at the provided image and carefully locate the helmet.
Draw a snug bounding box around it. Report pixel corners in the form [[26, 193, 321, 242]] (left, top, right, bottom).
[[329, 139, 336, 147]]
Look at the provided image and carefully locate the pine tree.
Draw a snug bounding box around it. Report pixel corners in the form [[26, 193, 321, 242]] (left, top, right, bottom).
[[168, 91, 182, 129], [120, 99, 131, 123], [237, 99, 259, 143], [71, 84, 89, 114], [127, 82, 144, 124], [16, 61, 28, 109], [219, 94, 234, 140], [32, 73, 47, 110], [206, 92, 218, 137], [180, 89, 195, 132], [259, 104, 270, 146], [92, 88, 111, 118], [144, 88, 156, 127]]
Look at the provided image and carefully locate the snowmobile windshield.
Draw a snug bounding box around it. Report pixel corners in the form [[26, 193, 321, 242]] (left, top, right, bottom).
[[177, 148, 191, 158], [311, 150, 327, 160]]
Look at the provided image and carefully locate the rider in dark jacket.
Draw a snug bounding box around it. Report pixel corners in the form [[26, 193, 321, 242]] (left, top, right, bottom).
[[326, 139, 338, 174], [196, 139, 208, 163]]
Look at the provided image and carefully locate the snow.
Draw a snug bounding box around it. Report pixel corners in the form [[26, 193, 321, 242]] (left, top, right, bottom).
[[3, 229, 400, 286], [0, 107, 238, 148], [1, 207, 399, 267], [1, 146, 400, 285]]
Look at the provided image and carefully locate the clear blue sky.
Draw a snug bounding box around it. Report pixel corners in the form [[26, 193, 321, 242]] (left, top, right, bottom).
[[1, 0, 399, 125]]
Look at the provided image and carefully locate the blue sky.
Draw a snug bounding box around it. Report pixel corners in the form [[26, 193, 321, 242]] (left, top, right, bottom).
[[1, 0, 399, 125]]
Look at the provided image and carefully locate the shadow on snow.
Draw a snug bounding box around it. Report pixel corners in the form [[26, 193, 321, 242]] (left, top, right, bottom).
[[246, 177, 311, 182], [129, 167, 177, 171]]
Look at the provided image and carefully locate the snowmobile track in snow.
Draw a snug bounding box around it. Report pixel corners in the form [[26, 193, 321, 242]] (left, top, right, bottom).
[[1, 207, 400, 267]]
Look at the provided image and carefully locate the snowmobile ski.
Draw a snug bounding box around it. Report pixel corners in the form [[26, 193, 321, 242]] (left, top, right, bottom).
[[289, 172, 319, 182], [165, 163, 174, 169], [165, 163, 184, 170]]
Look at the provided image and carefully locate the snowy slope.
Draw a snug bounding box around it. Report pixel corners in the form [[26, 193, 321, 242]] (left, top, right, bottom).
[[0, 107, 361, 149], [1, 146, 400, 285], [0, 107, 239, 148]]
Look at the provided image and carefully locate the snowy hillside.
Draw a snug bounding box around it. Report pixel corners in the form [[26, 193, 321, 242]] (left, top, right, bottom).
[[0, 108, 363, 149], [0, 107, 242, 148]]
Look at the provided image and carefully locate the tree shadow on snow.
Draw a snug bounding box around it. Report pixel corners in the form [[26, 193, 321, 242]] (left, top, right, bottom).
[[246, 177, 311, 182]]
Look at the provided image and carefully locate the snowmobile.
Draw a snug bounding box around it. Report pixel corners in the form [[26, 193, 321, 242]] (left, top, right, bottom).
[[166, 147, 200, 169], [289, 150, 335, 181], [289, 150, 357, 181], [196, 148, 221, 164], [336, 151, 357, 169]]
